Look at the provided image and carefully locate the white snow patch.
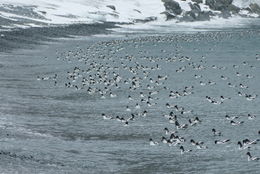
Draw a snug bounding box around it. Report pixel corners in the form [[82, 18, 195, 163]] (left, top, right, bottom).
[[0, 0, 259, 32], [233, 0, 260, 8]]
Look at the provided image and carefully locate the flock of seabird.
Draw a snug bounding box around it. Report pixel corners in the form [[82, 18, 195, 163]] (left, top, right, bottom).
[[38, 32, 260, 162]]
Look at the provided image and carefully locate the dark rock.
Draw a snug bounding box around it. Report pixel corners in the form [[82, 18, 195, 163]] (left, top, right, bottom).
[[161, 0, 182, 15], [106, 5, 116, 11], [205, 0, 240, 16], [180, 3, 201, 22], [180, 2, 211, 22], [109, 13, 119, 18], [197, 11, 211, 21], [219, 10, 231, 18], [191, 0, 203, 4], [227, 4, 240, 14], [189, 3, 201, 13], [181, 10, 211, 22], [161, 11, 177, 20], [39, 11, 47, 15], [133, 16, 157, 23], [133, 9, 142, 14], [243, 7, 252, 13], [249, 3, 260, 15], [205, 0, 233, 11], [181, 11, 197, 22]]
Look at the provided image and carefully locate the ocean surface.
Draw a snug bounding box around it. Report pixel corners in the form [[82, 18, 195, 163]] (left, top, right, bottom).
[[1, 27, 260, 173], [1, 1, 260, 173]]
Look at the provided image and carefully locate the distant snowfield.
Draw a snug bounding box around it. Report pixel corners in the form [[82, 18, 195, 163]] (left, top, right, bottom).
[[0, 0, 259, 32], [0, 0, 165, 24]]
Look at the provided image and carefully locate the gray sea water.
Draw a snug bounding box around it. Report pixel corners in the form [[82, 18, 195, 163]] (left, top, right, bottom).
[[0, 26, 260, 173]]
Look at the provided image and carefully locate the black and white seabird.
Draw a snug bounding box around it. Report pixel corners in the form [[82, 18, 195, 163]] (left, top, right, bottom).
[[196, 142, 208, 149], [215, 139, 230, 144], [230, 120, 244, 126], [225, 115, 238, 120], [237, 141, 249, 150], [246, 152, 259, 161], [247, 114, 256, 120], [175, 121, 188, 129], [164, 128, 177, 135], [180, 146, 192, 155], [242, 139, 259, 146], [161, 136, 168, 144], [149, 138, 158, 146], [102, 113, 113, 120], [190, 139, 204, 146], [212, 129, 221, 136]]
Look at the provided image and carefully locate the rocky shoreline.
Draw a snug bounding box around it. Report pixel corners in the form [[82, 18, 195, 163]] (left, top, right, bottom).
[[160, 0, 260, 22]]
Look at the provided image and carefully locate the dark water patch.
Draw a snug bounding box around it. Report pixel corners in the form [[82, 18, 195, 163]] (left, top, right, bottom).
[[0, 22, 118, 53], [0, 78, 32, 82], [54, 92, 98, 101], [0, 150, 67, 168], [58, 132, 150, 142], [65, 149, 81, 154]]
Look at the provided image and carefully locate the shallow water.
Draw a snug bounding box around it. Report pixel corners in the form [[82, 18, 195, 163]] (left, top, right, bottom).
[[0, 30, 260, 173]]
